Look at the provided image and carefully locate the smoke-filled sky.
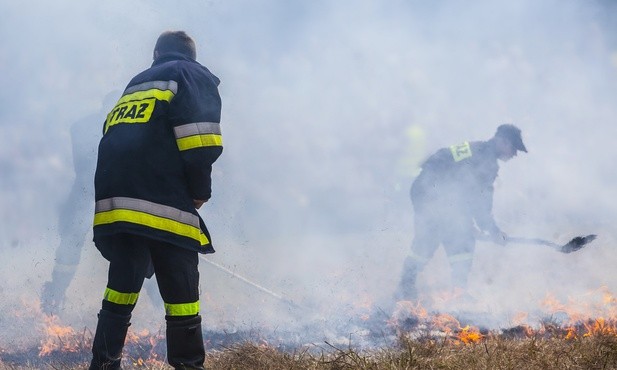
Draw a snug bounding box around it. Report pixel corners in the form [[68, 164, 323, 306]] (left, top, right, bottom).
[[1, 0, 616, 347]]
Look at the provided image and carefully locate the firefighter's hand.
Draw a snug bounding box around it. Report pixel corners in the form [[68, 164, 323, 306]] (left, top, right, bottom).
[[490, 229, 508, 246], [193, 199, 207, 209]]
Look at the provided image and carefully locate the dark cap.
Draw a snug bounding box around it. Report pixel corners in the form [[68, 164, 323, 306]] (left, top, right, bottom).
[[495, 124, 527, 153]]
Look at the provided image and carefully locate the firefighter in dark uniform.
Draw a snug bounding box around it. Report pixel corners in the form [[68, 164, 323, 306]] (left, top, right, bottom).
[[89, 31, 223, 370], [41, 91, 163, 316], [41, 91, 116, 315], [396, 124, 527, 302]]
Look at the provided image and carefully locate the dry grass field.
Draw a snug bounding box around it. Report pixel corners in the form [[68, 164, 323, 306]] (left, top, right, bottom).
[[3, 317, 617, 369], [2, 335, 617, 369]]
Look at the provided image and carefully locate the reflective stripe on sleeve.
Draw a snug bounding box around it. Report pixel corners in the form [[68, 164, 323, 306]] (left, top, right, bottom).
[[164, 301, 200, 316], [104, 287, 139, 306], [174, 122, 223, 151], [94, 197, 209, 246]]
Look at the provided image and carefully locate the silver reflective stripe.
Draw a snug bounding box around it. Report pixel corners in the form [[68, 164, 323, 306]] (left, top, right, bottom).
[[174, 122, 222, 139], [95, 197, 199, 228], [124, 80, 178, 95]]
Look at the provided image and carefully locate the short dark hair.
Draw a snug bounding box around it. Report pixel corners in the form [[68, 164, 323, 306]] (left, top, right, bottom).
[[154, 31, 196, 60]]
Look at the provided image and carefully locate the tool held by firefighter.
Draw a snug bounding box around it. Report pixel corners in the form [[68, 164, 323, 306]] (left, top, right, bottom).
[[501, 234, 597, 253], [199, 256, 304, 311]]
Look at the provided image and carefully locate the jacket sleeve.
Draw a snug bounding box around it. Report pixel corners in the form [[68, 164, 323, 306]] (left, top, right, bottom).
[[169, 66, 223, 201]]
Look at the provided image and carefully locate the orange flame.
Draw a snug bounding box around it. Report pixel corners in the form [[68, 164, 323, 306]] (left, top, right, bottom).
[[125, 328, 165, 366], [430, 312, 460, 334], [583, 318, 617, 337], [538, 287, 617, 340], [39, 315, 83, 356], [457, 325, 484, 344], [388, 300, 485, 344], [565, 326, 577, 340]]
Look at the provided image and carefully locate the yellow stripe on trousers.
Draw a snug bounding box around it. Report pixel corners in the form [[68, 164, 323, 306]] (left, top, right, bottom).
[[104, 287, 139, 305], [165, 301, 200, 316]]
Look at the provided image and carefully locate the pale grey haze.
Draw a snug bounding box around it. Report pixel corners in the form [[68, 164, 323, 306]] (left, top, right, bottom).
[[0, 0, 616, 348]]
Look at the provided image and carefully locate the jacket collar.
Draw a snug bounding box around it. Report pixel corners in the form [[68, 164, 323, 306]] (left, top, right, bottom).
[[152, 52, 195, 66]]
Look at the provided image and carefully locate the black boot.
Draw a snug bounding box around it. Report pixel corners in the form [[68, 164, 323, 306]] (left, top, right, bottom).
[[89, 310, 131, 370], [166, 315, 205, 369]]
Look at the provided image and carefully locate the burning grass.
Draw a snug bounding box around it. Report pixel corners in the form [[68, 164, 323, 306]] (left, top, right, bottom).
[[2, 319, 617, 369], [2, 332, 617, 369], [4, 287, 617, 369]]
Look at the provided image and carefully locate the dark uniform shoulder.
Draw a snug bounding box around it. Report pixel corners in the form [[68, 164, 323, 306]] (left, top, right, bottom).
[[149, 53, 220, 86]]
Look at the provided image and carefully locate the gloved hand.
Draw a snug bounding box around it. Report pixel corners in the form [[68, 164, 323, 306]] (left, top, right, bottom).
[[193, 199, 207, 209]]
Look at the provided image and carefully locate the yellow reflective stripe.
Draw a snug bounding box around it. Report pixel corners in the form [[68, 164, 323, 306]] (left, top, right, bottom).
[[450, 141, 472, 162], [104, 80, 177, 134], [118, 89, 175, 105], [165, 301, 200, 316], [104, 287, 139, 305], [174, 123, 223, 151], [448, 252, 474, 263], [200, 233, 208, 245], [176, 134, 223, 151], [104, 99, 156, 133], [95, 197, 210, 246], [94, 209, 209, 245], [96, 197, 199, 227]]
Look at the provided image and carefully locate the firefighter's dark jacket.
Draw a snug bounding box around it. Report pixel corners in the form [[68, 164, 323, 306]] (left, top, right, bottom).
[[410, 140, 500, 234], [93, 52, 223, 254]]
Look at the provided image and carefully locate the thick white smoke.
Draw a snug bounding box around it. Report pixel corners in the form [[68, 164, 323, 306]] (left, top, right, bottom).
[[0, 0, 616, 349]]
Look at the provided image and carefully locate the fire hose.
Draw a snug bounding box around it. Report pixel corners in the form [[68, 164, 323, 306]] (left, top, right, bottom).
[[199, 256, 304, 311]]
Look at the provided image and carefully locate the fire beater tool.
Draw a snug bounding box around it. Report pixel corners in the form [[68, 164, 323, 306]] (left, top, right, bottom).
[[199, 256, 304, 311], [504, 234, 597, 253]]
